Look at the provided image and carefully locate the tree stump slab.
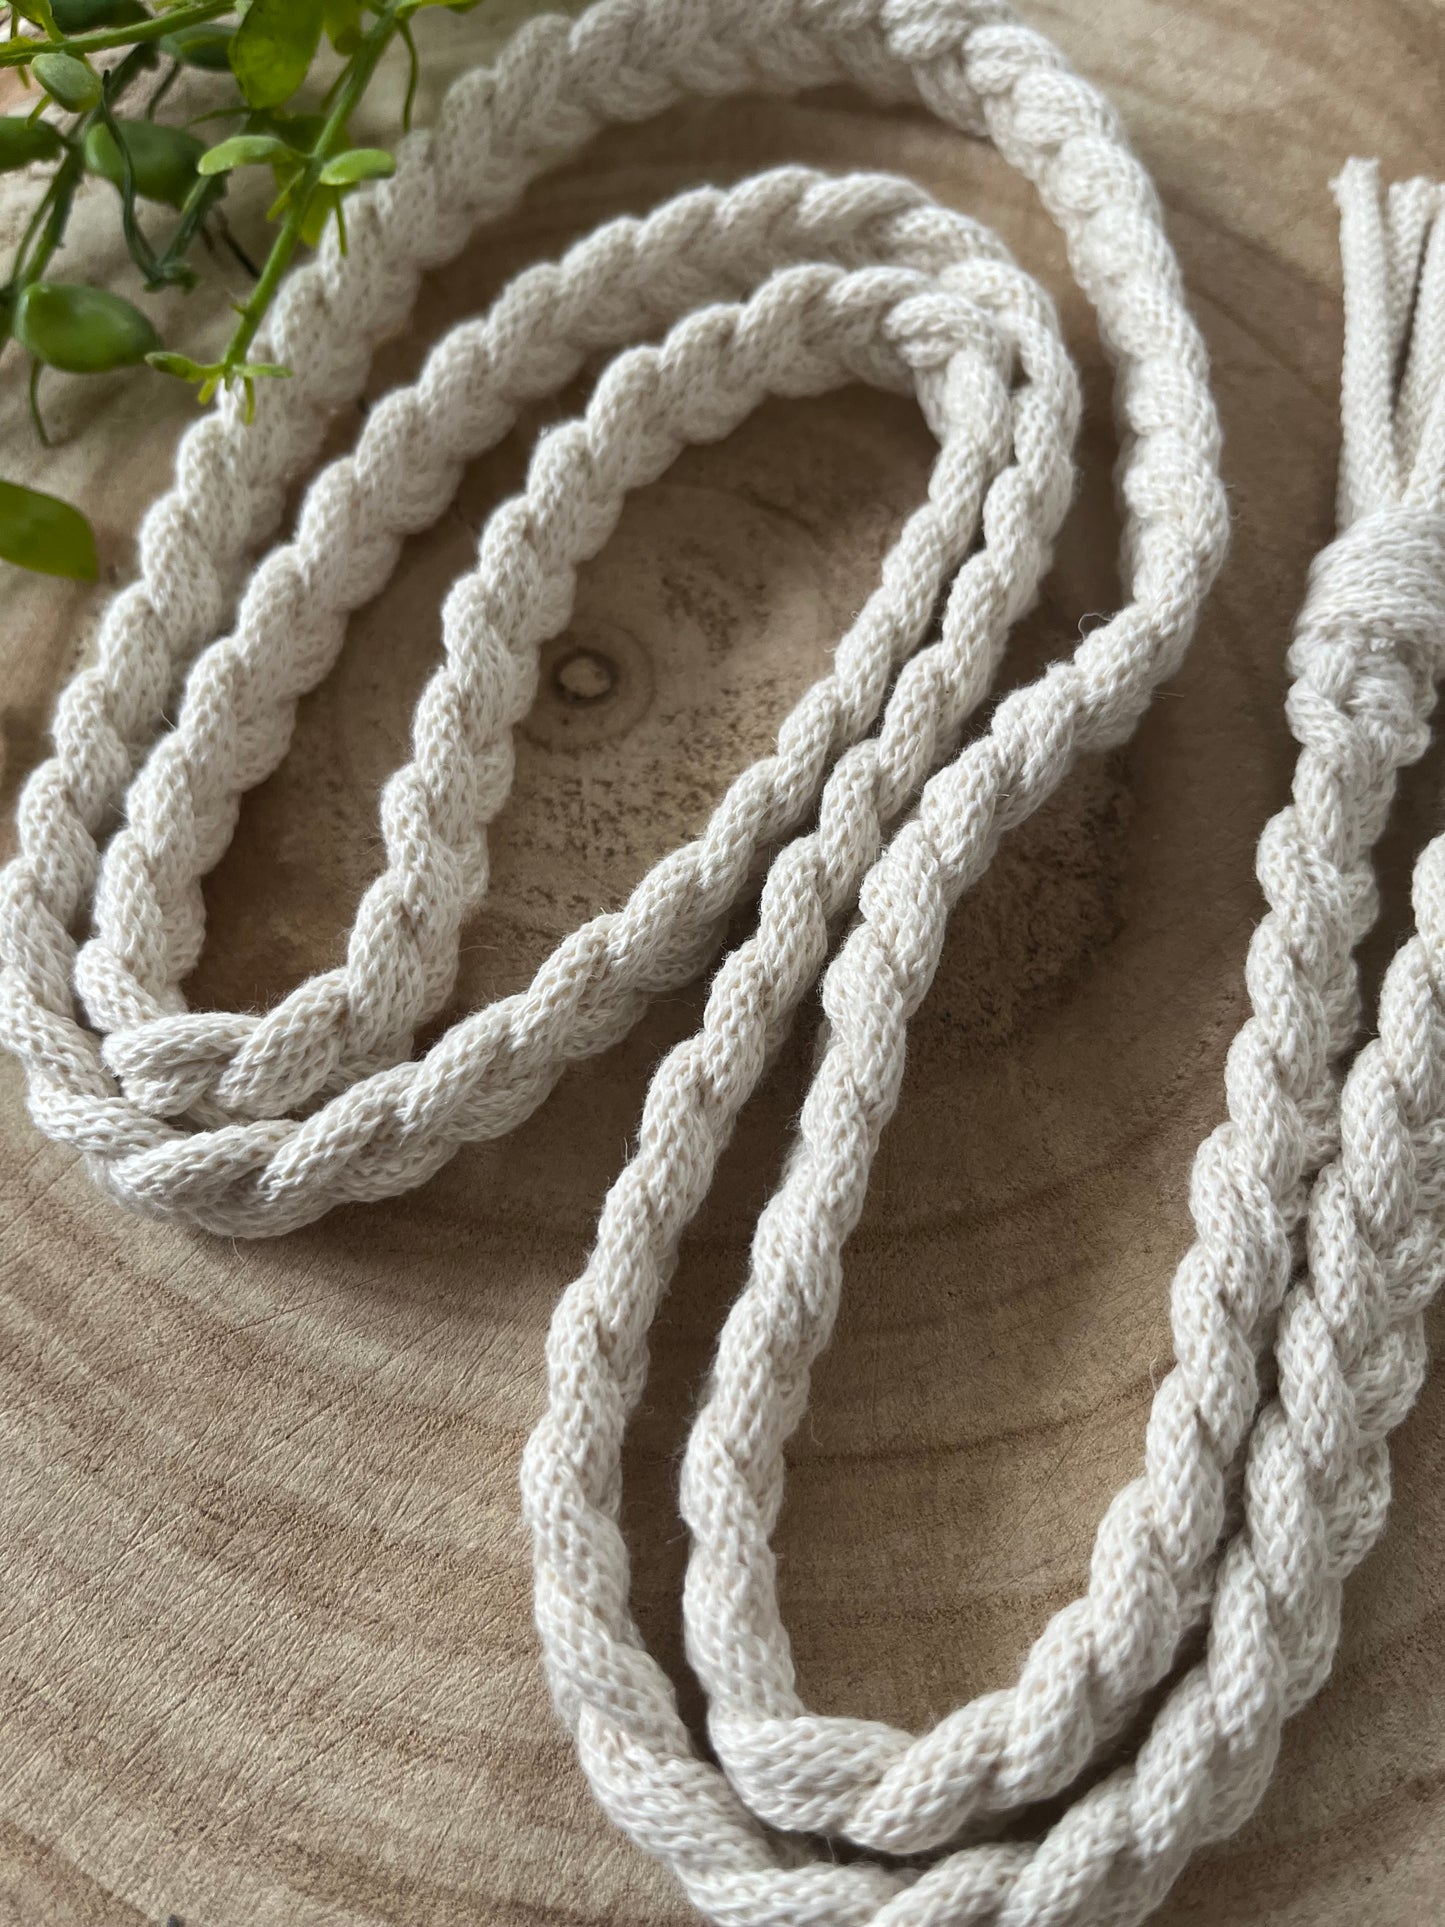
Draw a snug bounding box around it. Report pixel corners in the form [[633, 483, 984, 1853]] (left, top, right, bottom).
[[2, 4, 1443, 1923]]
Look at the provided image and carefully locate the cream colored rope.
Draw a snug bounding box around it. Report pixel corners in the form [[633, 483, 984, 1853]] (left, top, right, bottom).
[[3, 4, 1442, 1925]]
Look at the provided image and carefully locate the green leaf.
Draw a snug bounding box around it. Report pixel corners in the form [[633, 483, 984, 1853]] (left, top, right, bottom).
[[267, 110, 326, 151], [0, 115, 64, 171], [322, 0, 361, 53], [299, 182, 340, 249], [145, 348, 210, 381], [83, 120, 206, 208], [31, 50, 102, 113], [10, 3, 61, 35], [318, 146, 394, 187], [229, 0, 325, 111], [0, 478, 97, 581], [147, 349, 292, 412], [147, 348, 291, 384], [13, 281, 160, 373], [197, 132, 297, 176], [50, 0, 147, 27], [158, 23, 236, 70]]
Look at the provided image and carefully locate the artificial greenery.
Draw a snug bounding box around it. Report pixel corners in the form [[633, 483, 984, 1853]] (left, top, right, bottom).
[[0, 0, 483, 580]]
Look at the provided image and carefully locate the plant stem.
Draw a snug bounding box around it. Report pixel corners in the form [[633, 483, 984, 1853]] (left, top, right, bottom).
[[13, 43, 150, 284], [97, 65, 165, 286], [0, 43, 151, 356], [219, 0, 404, 378], [0, 0, 235, 68], [146, 56, 180, 121], [397, 15, 418, 132], [10, 146, 74, 284], [27, 353, 50, 445], [151, 166, 228, 281], [22, 141, 81, 278]]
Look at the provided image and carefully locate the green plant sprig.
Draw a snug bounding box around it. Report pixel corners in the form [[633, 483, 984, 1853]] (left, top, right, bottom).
[[1, 39, 153, 357], [0, 0, 486, 577], [209, 4, 404, 401], [0, 1, 233, 68]]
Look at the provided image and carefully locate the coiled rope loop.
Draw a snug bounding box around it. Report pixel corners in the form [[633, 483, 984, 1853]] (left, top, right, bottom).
[[671, 172, 1445, 1861], [76, 191, 1072, 1123], [675, 214, 1445, 1861], [520, 152, 1445, 1927], [0, 0, 1225, 1240]]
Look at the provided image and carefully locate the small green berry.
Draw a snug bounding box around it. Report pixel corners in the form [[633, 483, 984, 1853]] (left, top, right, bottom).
[[14, 281, 161, 375]]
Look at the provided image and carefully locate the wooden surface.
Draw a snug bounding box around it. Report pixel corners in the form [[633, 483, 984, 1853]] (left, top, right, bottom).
[[3, 4, 1445, 1923]]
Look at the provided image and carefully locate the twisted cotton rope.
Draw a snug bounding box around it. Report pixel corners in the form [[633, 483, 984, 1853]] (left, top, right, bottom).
[[0, 0, 1224, 1241], [11, 5, 1441, 1927], [674, 164, 1445, 1852], [520, 161, 1445, 1927], [3, 0, 1224, 1910]]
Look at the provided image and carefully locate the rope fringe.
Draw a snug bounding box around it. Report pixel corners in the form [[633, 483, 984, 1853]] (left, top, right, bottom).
[[1334, 157, 1445, 521]]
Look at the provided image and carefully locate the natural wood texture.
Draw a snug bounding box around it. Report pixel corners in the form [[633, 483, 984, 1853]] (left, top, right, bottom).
[[3, 4, 1444, 1923]]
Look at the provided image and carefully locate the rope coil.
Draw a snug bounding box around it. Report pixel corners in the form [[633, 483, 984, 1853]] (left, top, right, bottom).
[[0, 0, 1227, 1238], [0, 2, 1442, 1924], [519, 151, 1445, 1925]]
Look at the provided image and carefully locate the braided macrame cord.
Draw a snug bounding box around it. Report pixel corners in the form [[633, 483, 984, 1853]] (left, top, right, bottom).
[[2, 0, 1213, 1237], [521, 155, 1445, 1927], [0, 4, 1440, 1927]]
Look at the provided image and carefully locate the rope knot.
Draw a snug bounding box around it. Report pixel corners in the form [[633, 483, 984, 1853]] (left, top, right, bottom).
[[1294, 509, 1445, 673]]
